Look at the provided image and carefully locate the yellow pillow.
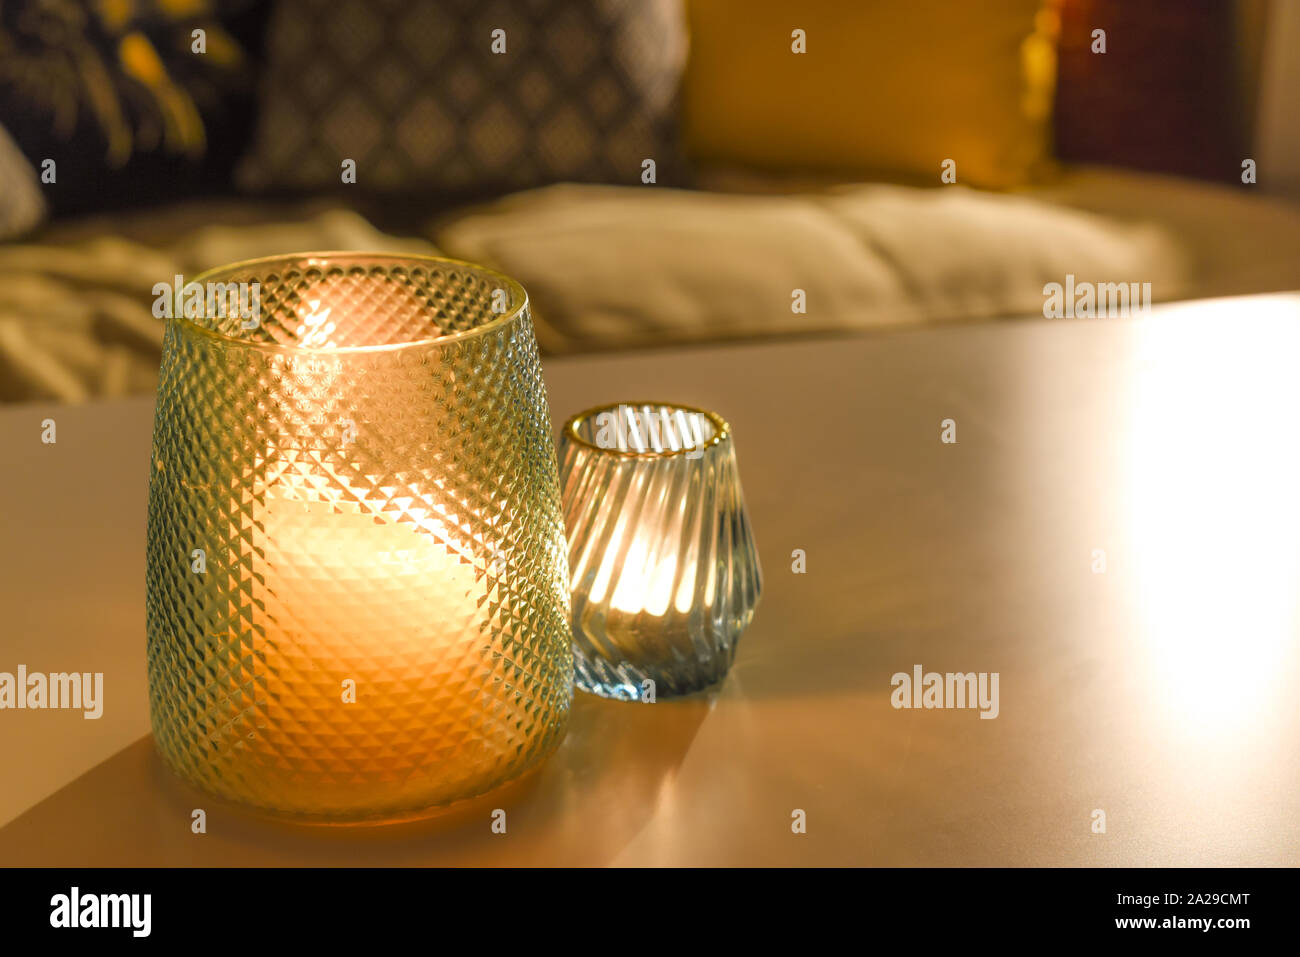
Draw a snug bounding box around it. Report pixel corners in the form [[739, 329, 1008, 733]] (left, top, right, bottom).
[[683, 0, 1058, 188]]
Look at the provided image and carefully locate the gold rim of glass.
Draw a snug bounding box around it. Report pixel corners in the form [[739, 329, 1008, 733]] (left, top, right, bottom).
[[181, 251, 530, 355], [563, 400, 731, 459]]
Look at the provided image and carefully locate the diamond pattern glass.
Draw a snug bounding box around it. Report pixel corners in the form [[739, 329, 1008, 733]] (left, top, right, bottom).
[[146, 253, 572, 823], [560, 401, 762, 700]]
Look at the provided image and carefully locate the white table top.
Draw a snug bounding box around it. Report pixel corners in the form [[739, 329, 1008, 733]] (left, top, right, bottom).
[[2, 294, 1299, 865]]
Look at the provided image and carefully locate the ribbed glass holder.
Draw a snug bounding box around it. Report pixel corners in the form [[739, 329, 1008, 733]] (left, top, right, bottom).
[[560, 401, 761, 700], [145, 253, 572, 824]]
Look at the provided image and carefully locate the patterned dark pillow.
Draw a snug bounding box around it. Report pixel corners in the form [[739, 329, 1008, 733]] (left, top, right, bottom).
[[0, 0, 268, 225], [237, 0, 688, 197]]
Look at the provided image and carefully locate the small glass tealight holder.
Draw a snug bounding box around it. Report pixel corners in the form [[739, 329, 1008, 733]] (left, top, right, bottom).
[[559, 401, 762, 700]]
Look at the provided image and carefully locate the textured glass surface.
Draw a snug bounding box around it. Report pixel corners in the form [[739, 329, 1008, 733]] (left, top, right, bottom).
[[146, 253, 572, 823], [560, 402, 761, 700]]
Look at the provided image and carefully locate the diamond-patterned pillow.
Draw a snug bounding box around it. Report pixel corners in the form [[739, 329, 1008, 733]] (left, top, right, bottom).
[[237, 0, 688, 196]]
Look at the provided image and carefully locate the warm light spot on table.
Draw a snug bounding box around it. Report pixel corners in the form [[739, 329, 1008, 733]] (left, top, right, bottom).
[[1124, 295, 1300, 739]]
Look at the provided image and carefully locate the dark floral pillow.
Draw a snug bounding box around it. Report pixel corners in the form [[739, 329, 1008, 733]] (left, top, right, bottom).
[[0, 0, 268, 231]]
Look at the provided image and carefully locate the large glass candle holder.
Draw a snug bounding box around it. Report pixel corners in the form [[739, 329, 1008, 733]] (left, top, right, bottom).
[[560, 401, 762, 700], [145, 253, 572, 823]]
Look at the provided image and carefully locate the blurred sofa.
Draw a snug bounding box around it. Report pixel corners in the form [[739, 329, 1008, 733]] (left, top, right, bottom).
[[1, 0, 1298, 403]]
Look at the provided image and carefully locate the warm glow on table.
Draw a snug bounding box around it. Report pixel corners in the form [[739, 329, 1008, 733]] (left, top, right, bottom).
[[1123, 295, 1300, 739]]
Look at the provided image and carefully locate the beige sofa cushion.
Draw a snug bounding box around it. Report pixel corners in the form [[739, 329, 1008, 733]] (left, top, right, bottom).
[[434, 181, 1188, 352]]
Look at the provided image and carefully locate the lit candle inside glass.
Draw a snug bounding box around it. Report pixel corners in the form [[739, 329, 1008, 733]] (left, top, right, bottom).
[[561, 401, 761, 699], [233, 356, 516, 812], [146, 254, 571, 822]]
